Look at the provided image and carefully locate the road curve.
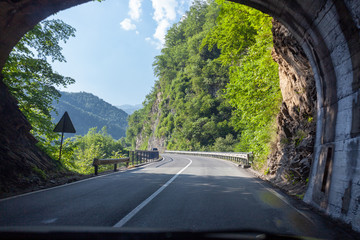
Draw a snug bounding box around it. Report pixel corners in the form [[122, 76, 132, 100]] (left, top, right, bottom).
[[0, 154, 349, 238]]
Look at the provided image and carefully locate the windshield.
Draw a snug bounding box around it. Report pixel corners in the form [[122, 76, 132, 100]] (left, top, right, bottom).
[[1, 0, 360, 240]]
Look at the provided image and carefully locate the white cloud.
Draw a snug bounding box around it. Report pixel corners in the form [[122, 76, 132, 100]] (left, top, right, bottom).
[[129, 0, 143, 21], [120, 0, 193, 47], [120, 0, 143, 33], [145, 36, 162, 49], [153, 19, 170, 45], [150, 0, 179, 47], [120, 18, 136, 31], [152, 0, 178, 22], [177, 0, 193, 16]]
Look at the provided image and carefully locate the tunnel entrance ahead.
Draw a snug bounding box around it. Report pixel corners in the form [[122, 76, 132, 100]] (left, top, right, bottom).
[[0, 0, 360, 231]]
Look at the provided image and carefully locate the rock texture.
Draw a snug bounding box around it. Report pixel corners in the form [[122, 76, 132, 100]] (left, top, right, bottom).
[[0, 77, 70, 196], [135, 92, 166, 152], [265, 20, 317, 196], [0, 0, 91, 198]]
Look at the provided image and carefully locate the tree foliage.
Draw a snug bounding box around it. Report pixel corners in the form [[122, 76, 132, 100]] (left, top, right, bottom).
[[204, 0, 282, 167], [2, 19, 76, 158], [127, 0, 236, 151], [127, 0, 282, 169], [2, 18, 127, 175], [62, 127, 125, 174]]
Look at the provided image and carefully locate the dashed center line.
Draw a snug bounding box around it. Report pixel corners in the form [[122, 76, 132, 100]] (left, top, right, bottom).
[[113, 158, 192, 227]]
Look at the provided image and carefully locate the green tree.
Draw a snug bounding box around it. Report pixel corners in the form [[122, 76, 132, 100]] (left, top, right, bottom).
[[126, 0, 237, 151], [212, 134, 236, 152], [126, 0, 281, 166], [204, 0, 281, 167], [63, 127, 125, 174], [2, 19, 76, 158]]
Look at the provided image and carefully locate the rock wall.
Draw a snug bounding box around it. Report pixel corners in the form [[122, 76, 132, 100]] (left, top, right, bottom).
[[135, 91, 166, 152], [147, 92, 167, 152], [266, 20, 317, 196], [0, 0, 91, 198], [0, 77, 57, 195]]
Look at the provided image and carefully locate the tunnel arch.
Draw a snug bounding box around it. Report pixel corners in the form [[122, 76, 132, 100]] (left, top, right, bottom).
[[1, 0, 360, 231]]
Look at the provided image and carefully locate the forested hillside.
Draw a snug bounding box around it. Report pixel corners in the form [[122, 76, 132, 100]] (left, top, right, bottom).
[[52, 92, 129, 174], [52, 91, 128, 139], [126, 0, 281, 168]]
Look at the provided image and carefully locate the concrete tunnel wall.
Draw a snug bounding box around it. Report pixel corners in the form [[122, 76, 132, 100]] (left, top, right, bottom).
[[0, 0, 360, 231]]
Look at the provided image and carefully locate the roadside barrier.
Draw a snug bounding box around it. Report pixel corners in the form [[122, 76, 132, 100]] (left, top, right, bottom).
[[92, 158, 129, 175], [164, 150, 252, 168], [92, 150, 160, 175]]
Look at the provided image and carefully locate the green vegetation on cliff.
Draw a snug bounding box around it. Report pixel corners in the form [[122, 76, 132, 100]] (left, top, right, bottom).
[[205, 0, 282, 165], [126, 0, 281, 168], [127, 0, 236, 151]]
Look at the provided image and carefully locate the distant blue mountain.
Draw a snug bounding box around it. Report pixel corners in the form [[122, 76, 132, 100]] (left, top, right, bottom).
[[117, 104, 142, 115], [52, 91, 128, 139]]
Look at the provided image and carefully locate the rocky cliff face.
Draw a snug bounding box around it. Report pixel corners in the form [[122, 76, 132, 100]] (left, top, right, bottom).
[[135, 21, 317, 196], [147, 92, 167, 152], [0, 78, 69, 197], [265, 20, 317, 196], [135, 91, 166, 152]]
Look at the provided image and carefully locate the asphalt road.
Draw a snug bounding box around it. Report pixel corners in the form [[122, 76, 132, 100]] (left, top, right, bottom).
[[0, 154, 354, 238]]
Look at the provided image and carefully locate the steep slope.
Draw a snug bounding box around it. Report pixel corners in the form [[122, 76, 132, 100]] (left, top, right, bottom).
[[264, 20, 316, 195], [126, 1, 316, 197], [52, 92, 128, 139], [126, 1, 236, 152]]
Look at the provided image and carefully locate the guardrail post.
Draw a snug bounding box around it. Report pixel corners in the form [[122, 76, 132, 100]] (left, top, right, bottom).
[[131, 151, 135, 166], [93, 158, 99, 175], [114, 164, 117, 172]]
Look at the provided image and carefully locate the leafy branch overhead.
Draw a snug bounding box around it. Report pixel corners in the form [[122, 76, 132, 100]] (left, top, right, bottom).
[[2, 19, 76, 157]]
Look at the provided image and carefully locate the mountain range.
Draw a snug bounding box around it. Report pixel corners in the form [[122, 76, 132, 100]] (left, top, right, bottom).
[[116, 104, 142, 115], [52, 91, 128, 139]]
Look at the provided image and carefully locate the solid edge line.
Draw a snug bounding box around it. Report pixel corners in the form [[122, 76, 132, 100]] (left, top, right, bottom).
[[0, 158, 165, 202], [113, 158, 192, 228], [254, 179, 315, 224]]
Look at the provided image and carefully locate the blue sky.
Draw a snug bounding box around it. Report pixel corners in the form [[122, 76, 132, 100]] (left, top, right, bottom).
[[49, 0, 193, 106]]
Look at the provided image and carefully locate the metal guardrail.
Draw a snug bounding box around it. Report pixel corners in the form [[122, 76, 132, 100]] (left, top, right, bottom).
[[92, 150, 161, 175], [165, 150, 253, 168], [92, 158, 129, 175], [128, 150, 160, 166]]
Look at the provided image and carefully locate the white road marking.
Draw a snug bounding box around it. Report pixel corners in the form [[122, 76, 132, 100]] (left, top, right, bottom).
[[113, 158, 193, 227], [42, 218, 57, 224], [253, 178, 315, 224]]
